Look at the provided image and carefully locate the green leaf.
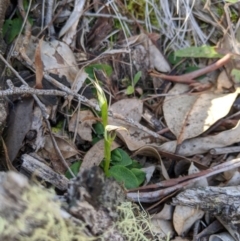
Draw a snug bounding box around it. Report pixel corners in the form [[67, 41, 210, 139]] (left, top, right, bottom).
[[130, 168, 145, 186], [231, 69, 240, 83], [127, 160, 142, 169], [65, 161, 82, 179], [3, 18, 23, 44], [93, 122, 104, 135], [167, 52, 183, 65], [85, 64, 113, 79], [174, 45, 223, 58], [51, 120, 64, 134], [108, 165, 139, 189], [111, 148, 132, 166], [126, 85, 134, 95], [133, 71, 142, 86], [111, 149, 122, 162]]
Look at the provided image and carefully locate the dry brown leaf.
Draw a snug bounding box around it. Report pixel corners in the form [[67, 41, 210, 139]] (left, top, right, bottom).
[[71, 69, 88, 93], [109, 99, 144, 149], [133, 146, 170, 180], [15, 35, 79, 84], [216, 69, 234, 93], [59, 0, 86, 47], [41, 40, 78, 84], [110, 98, 143, 121], [141, 166, 155, 185], [163, 83, 238, 145], [41, 135, 79, 160], [5, 98, 34, 162], [81, 140, 119, 169], [188, 162, 208, 188], [1, 137, 17, 171], [223, 170, 240, 186], [159, 120, 240, 156], [150, 219, 174, 239], [152, 204, 173, 220], [209, 232, 235, 241], [120, 33, 171, 73], [173, 205, 204, 236], [34, 37, 44, 89], [25, 106, 45, 152], [69, 110, 96, 142], [108, 98, 154, 151]]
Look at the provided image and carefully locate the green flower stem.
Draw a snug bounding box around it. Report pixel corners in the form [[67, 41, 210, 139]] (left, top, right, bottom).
[[104, 138, 111, 175]]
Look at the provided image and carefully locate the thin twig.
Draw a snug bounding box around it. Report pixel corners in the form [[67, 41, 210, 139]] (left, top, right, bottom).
[[45, 120, 75, 178], [2, 80, 68, 97], [127, 157, 240, 202], [150, 53, 233, 83]]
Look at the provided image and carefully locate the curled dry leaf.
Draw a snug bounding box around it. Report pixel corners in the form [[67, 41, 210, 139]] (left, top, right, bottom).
[[69, 110, 96, 142], [163, 83, 238, 145], [133, 146, 170, 180], [173, 205, 204, 236], [159, 120, 240, 156], [81, 139, 119, 169]]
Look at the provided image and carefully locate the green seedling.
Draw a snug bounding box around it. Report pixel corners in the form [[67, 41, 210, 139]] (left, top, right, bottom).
[[92, 76, 146, 188], [126, 71, 142, 95], [92, 79, 113, 175]]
